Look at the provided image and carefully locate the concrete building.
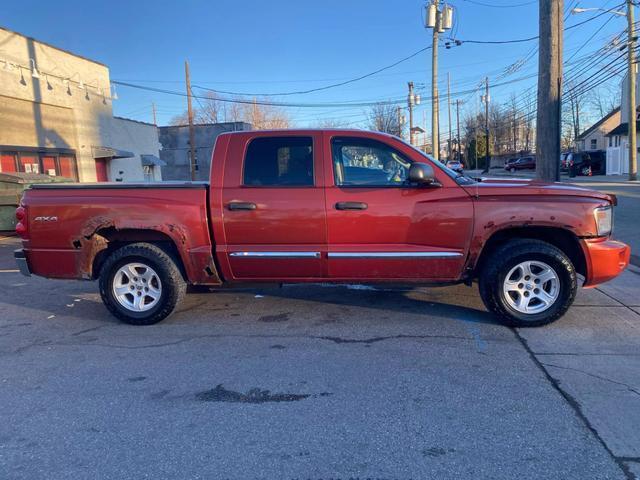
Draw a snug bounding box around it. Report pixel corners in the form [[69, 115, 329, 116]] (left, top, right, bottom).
[[0, 27, 161, 182], [575, 107, 620, 153], [159, 122, 251, 181]]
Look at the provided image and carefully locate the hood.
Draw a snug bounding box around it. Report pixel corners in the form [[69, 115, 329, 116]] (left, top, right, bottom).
[[463, 177, 614, 204]]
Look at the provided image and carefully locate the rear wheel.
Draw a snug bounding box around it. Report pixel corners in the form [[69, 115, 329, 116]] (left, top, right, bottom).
[[99, 243, 186, 325], [479, 239, 577, 327]]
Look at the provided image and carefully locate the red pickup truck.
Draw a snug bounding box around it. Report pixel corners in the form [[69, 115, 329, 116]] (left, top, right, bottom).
[[14, 129, 630, 327]]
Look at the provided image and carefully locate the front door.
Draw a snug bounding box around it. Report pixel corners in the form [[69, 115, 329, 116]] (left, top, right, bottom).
[[95, 158, 109, 182], [324, 134, 473, 281], [221, 133, 326, 280]]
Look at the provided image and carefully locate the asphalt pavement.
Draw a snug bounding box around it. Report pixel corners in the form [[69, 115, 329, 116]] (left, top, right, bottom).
[[0, 235, 638, 480]]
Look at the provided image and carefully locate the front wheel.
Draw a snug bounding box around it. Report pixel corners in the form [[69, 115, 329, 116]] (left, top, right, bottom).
[[479, 239, 577, 327], [99, 243, 186, 325]]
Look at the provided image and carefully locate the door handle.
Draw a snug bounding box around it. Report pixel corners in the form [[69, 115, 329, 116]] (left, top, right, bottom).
[[228, 202, 257, 211], [335, 201, 368, 211]]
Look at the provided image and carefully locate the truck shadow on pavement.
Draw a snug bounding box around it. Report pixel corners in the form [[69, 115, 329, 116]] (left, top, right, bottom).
[[1, 273, 499, 328], [183, 283, 500, 327]]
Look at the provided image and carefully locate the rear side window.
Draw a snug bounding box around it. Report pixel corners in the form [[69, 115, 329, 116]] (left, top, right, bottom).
[[243, 137, 313, 186]]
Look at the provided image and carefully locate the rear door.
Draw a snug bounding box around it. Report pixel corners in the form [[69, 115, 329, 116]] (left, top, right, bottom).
[[220, 133, 326, 280], [323, 133, 473, 281]]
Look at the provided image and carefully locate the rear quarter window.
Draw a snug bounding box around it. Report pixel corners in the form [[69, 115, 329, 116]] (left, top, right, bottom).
[[243, 137, 314, 187]]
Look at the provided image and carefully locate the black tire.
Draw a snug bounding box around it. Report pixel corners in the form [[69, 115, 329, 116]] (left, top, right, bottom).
[[478, 239, 577, 327], [99, 243, 186, 325]]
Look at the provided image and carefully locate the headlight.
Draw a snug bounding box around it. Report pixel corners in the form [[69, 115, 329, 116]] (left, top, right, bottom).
[[594, 205, 612, 236]]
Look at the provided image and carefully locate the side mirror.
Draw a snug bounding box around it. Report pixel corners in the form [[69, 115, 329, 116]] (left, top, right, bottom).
[[408, 162, 438, 186]]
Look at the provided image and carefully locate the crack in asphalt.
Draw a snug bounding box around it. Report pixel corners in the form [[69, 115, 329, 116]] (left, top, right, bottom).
[[536, 352, 640, 357], [7, 332, 474, 353], [513, 329, 636, 480], [594, 286, 640, 317], [541, 362, 640, 397]]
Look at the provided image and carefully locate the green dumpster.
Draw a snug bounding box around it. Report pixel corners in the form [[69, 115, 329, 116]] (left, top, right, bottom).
[[0, 172, 71, 232]]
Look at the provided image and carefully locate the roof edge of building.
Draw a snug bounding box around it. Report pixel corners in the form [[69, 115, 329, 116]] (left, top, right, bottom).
[[0, 26, 108, 68]]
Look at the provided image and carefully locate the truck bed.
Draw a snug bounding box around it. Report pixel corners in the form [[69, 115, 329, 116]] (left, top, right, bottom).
[[20, 182, 220, 285]]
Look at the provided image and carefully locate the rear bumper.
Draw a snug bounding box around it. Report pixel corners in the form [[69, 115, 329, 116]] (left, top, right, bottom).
[[581, 238, 630, 287], [14, 249, 31, 277]]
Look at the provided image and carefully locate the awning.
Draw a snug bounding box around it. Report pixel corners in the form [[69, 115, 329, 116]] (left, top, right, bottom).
[[141, 154, 167, 167], [92, 146, 135, 159]]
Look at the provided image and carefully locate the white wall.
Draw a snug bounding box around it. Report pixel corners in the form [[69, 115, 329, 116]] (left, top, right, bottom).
[[107, 118, 162, 182]]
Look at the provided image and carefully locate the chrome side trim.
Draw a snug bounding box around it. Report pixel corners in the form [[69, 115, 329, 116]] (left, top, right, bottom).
[[327, 252, 463, 259], [229, 251, 321, 259]]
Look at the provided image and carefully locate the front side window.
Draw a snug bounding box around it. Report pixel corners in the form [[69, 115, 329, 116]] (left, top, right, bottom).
[[243, 136, 313, 186], [332, 137, 411, 186]]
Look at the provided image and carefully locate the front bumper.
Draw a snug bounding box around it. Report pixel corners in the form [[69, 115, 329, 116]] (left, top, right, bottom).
[[581, 238, 630, 287], [14, 249, 31, 277]]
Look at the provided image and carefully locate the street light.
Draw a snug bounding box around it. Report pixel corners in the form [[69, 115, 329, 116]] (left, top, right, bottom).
[[572, 2, 637, 180], [571, 7, 625, 16]]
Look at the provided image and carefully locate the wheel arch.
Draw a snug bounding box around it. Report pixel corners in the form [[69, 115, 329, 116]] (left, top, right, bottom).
[[91, 228, 187, 281], [474, 226, 587, 279]]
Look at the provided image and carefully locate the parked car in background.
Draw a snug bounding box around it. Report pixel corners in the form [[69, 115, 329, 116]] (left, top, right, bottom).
[[567, 151, 605, 176], [445, 160, 464, 173], [505, 156, 535, 172], [560, 153, 570, 172], [14, 129, 629, 328]]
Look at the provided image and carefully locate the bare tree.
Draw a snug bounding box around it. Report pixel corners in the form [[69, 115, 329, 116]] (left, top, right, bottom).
[[166, 96, 290, 129], [195, 92, 223, 124], [314, 118, 350, 128], [590, 85, 619, 119], [563, 81, 588, 146], [168, 111, 189, 126], [368, 103, 401, 136], [243, 98, 290, 129]]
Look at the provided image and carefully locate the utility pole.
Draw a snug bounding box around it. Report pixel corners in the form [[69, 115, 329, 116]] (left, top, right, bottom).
[[474, 127, 478, 170], [455, 99, 462, 162], [423, 110, 428, 152], [408, 82, 415, 145], [432, 1, 440, 161], [535, 0, 563, 182], [185, 61, 197, 181], [628, 0, 637, 180], [152, 101, 157, 125], [407, 82, 420, 145], [447, 73, 453, 161], [425, 1, 452, 161], [397, 106, 404, 140], [483, 77, 490, 172]]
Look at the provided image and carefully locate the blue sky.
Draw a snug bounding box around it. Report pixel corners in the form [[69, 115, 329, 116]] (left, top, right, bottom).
[[2, 0, 628, 132]]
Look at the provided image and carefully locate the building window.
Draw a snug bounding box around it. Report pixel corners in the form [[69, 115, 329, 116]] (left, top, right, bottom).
[[18, 154, 40, 173], [590, 139, 597, 150], [143, 165, 154, 182], [0, 151, 78, 180], [0, 154, 17, 173], [243, 137, 314, 186], [609, 137, 612, 147]]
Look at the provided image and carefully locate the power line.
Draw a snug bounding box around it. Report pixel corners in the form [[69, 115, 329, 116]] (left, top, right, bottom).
[[450, 3, 625, 45], [192, 46, 432, 97], [458, 0, 537, 8]]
